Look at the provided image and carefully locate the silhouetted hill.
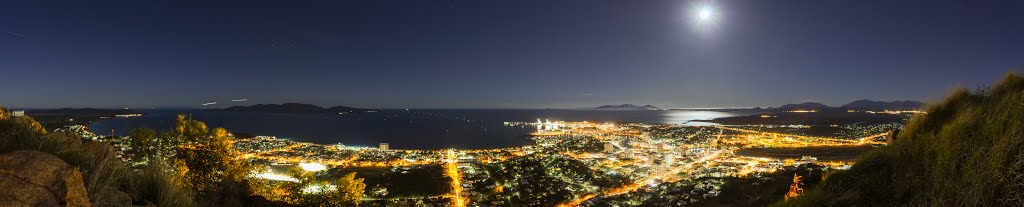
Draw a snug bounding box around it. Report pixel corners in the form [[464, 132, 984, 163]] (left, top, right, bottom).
[[776, 102, 832, 111], [26, 108, 137, 116], [780, 73, 1024, 206], [840, 100, 924, 111], [219, 103, 364, 114], [23, 108, 140, 129], [586, 104, 662, 110], [772, 100, 923, 112]]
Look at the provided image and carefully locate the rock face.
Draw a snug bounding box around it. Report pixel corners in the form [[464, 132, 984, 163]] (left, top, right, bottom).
[[0, 106, 8, 120], [0, 150, 91, 207], [93, 188, 131, 207]]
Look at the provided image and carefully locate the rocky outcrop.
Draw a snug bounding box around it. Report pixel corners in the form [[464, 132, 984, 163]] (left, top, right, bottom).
[[0, 105, 9, 120], [0, 150, 91, 207], [83, 140, 115, 160], [80, 140, 137, 207], [93, 188, 131, 207]]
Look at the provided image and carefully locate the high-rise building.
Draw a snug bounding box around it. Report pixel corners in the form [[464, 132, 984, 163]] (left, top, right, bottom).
[[379, 143, 389, 150], [603, 142, 614, 153], [664, 153, 675, 167]]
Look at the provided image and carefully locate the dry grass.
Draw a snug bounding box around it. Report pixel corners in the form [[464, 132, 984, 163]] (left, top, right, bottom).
[[779, 72, 1024, 206], [0, 111, 195, 206]]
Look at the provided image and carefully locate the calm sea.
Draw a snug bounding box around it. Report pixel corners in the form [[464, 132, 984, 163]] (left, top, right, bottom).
[[88, 109, 746, 150]]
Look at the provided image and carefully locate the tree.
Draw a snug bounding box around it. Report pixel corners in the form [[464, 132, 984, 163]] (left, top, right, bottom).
[[128, 127, 156, 159], [785, 173, 803, 200], [287, 169, 365, 207], [174, 114, 208, 144], [332, 172, 366, 206], [169, 115, 252, 194]]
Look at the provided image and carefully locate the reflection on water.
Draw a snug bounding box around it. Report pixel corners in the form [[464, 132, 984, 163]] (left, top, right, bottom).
[[662, 110, 744, 126]]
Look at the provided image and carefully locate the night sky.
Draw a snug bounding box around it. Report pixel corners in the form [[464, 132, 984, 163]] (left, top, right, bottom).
[[2, 0, 1022, 109]]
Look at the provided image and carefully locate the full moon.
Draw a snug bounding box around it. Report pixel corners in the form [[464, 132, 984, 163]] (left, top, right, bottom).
[[695, 4, 716, 23], [689, 2, 720, 34]]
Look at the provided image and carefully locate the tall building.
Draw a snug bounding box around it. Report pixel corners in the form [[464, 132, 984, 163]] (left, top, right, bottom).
[[664, 153, 675, 167], [379, 142, 389, 150], [603, 142, 614, 153]]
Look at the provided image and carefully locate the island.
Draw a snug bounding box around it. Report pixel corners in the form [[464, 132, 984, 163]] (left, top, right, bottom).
[[581, 104, 663, 110], [24, 108, 141, 129], [216, 103, 367, 114]]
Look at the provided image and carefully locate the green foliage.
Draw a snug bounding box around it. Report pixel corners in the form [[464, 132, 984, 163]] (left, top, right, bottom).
[[126, 160, 197, 207], [175, 114, 209, 144], [484, 154, 622, 206], [128, 127, 156, 158], [780, 72, 1024, 206], [554, 136, 604, 153], [378, 165, 451, 197], [0, 112, 131, 203], [287, 169, 366, 207], [80, 140, 130, 202], [333, 172, 367, 206], [0, 117, 74, 158], [0, 115, 47, 135], [688, 165, 829, 207], [0, 108, 275, 206]]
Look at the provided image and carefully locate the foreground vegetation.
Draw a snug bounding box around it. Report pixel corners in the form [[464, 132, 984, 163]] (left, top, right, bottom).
[[0, 107, 366, 206], [781, 73, 1024, 206]]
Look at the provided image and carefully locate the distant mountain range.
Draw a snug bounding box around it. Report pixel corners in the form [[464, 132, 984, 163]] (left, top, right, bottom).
[[217, 103, 365, 114], [583, 104, 662, 110], [776, 102, 833, 111], [774, 100, 924, 111], [25, 108, 138, 116]]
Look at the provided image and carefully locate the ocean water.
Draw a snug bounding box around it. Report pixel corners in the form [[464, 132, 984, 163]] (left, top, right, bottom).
[[87, 109, 745, 150]]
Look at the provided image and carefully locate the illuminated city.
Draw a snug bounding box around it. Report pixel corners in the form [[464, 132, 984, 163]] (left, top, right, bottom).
[[50, 114, 900, 206], [2, 1, 1022, 207]]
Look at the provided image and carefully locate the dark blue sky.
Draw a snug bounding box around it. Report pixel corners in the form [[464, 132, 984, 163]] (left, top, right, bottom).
[[2, 0, 1022, 109]]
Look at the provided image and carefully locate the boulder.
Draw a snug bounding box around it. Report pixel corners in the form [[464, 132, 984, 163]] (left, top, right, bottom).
[[132, 201, 157, 207], [48, 132, 85, 150], [0, 150, 91, 207], [93, 188, 132, 207], [83, 140, 116, 159]]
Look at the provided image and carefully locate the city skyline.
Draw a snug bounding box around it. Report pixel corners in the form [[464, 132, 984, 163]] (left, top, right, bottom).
[[2, 0, 1022, 109]]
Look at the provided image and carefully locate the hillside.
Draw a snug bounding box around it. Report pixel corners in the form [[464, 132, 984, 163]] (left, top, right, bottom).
[[781, 73, 1024, 206]]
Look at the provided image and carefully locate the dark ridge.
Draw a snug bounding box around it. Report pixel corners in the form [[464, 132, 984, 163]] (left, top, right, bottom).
[[217, 103, 365, 114]]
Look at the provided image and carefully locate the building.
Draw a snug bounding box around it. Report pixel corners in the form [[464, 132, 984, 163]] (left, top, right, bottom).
[[795, 156, 818, 165], [379, 143, 389, 150], [664, 153, 675, 167], [603, 142, 614, 153], [12, 111, 25, 117]]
